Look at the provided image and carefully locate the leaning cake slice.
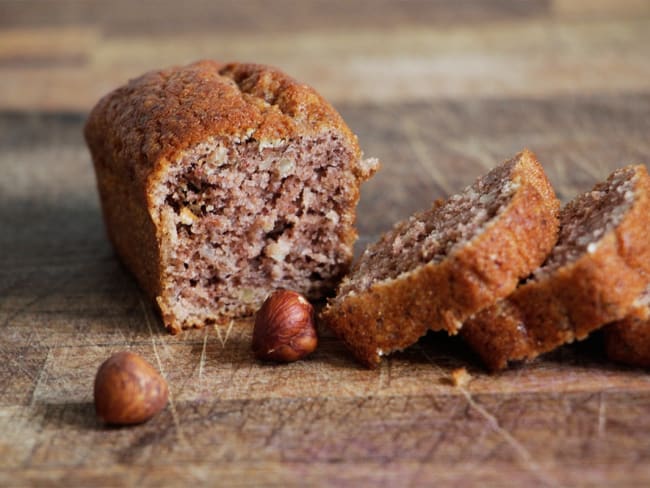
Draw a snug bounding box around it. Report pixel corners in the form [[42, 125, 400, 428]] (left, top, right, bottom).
[[321, 150, 560, 367], [85, 61, 378, 333], [462, 165, 650, 370]]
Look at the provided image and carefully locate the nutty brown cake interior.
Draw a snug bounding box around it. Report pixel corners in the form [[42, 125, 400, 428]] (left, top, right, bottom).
[[321, 150, 560, 367], [535, 166, 639, 278], [462, 165, 650, 370], [85, 61, 378, 333]]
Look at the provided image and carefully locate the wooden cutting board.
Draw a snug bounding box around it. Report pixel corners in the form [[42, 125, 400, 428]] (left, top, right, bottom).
[[2, 95, 650, 486], [2, 1, 650, 486]]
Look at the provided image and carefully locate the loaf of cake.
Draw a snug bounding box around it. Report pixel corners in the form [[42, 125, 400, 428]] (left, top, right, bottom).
[[462, 165, 650, 370], [604, 286, 650, 367], [320, 150, 560, 367], [84, 61, 378, 333]]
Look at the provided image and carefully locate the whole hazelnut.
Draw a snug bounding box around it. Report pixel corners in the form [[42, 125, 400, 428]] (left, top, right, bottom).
[[252, 290, 318, 362], [94, 351, 169, 425]]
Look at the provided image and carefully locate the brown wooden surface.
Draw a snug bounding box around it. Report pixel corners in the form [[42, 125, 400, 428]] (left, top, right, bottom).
[[2, 1, 650, 486]]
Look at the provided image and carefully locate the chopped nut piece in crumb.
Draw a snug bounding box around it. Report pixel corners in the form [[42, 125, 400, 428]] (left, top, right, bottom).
[[179, 207, 199, 225]]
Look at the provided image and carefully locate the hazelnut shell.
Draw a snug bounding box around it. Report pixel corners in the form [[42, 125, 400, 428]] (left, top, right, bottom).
[[252, 290, 318, 362], [94, 351, 169, 425]]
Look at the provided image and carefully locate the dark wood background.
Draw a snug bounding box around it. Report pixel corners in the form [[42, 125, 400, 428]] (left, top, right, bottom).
[[2, 1, 650, 486]]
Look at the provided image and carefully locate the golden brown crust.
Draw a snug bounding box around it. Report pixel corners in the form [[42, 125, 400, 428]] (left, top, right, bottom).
[[84, 61, 366, 332], [462, 165, 650, 370], [320, 150, 560, 367], [604, 295, 650, 368]]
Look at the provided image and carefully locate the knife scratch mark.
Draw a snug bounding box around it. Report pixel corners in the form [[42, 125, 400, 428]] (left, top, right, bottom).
[[29, 347, 51, 406], [213, 321, 225, 347], [415, 345, 561, 488], [0, 269, 84, 380], [598, 392, 607, 437], [213, 319, 234, 348], [141, 298, 187, 447], [401, 116, 455, 196], [223, 319, 234, 348], [199, 326, 208, 381], [0, 268, 83, 331], [571, 150, 604, 183], [377, 360, 390, 392], [0, 347, 37, 382], [459, 387, 560, 487], [443, 139, 495, 172]]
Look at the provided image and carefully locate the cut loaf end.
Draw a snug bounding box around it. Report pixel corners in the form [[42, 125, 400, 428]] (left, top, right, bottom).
[[85, 61, 378, 334], [152, 134, 378, 331]]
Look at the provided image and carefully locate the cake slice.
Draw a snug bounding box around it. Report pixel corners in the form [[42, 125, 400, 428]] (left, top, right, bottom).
[[84, 61, 378, 333], [462, 165, 650, 370], [320, 150, 560, 367], [604, 286, 650, 367]]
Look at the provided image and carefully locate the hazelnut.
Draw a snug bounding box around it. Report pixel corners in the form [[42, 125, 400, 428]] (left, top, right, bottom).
[[94, 351, 169, 425], [252, 290, 318, 362]]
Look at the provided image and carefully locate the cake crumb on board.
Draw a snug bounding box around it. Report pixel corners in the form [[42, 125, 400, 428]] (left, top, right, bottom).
[[449, 367, 472, 387]]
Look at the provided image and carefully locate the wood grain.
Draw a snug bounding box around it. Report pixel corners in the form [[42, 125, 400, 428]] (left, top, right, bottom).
[[1, 2, 649, 110], [0, 0, 551, 33], [2, 1, 650, 486]]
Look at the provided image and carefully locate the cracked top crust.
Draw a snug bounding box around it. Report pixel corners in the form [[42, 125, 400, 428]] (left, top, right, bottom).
[[84, 61, 362, 182]]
